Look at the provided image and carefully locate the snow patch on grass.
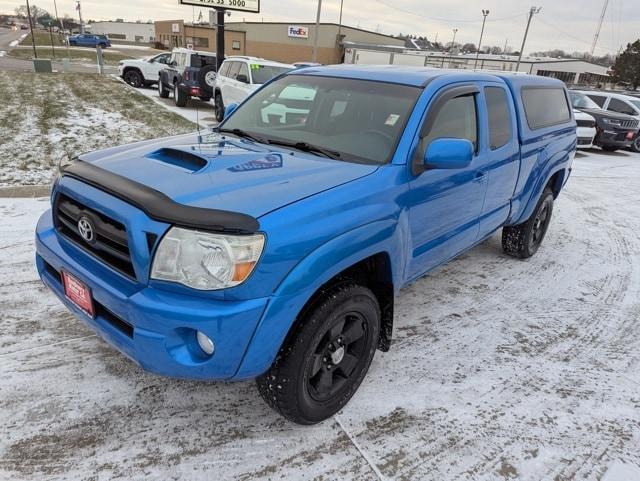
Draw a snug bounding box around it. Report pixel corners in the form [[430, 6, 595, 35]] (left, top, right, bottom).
[[0, 71, 196, 186]]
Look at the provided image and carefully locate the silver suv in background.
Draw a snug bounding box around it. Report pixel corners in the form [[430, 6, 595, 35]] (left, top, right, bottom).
[[214, 56, 293, 121]]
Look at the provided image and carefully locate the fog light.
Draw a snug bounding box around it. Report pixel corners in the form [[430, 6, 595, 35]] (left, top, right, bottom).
[[196, 331, 215, 356]]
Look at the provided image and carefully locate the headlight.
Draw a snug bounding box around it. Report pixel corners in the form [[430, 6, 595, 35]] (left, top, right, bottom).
[[150, 227, 264, 290], [603, 118, 621, 125]]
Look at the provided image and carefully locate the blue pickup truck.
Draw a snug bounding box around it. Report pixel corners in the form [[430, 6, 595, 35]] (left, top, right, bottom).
[[36, 66, 575, 424]]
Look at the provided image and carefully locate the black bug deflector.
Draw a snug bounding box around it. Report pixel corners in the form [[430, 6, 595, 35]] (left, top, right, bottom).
[[61, 161, 260, 234]]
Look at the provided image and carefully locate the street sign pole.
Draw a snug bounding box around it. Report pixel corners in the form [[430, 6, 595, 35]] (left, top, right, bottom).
[[216, 9, 225, 70]]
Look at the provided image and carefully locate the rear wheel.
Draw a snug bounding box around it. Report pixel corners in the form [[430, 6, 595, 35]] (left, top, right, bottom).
[[174, 84, 187, 107], [158, 79, 169, 98], [256, 283, 380, 425], [123, 69, 144, 88], [502, 187, 554, 259], [214, 92, 224, 122]]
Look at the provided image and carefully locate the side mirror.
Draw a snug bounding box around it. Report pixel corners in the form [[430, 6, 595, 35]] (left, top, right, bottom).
[[224, 103, 239, 119], [424, 138, 474, 170], [236, 73, 249, 84]]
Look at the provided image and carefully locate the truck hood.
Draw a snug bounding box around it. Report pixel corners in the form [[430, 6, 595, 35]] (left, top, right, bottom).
[[77, 132, 378, 219]]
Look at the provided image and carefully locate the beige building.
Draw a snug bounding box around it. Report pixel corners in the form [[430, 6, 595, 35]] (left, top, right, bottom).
[[154, 21, 404, 64]]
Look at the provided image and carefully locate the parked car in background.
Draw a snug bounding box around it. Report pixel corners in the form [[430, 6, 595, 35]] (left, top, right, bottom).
[[569, 91, 638, 152], [158, 48, 217, 107], [118, 53, 172, 88], [214, 56, 293, 121], [573, 110, 596, 149], [67, 34, 111, 48], [579, 91, 640, 152], [36, 67, 575, 424]]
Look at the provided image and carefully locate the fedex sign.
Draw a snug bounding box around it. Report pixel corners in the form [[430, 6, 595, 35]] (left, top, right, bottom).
[[288, 26, 309, 39]]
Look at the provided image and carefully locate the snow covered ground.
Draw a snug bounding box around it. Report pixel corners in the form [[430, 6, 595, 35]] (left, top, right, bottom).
[[1, 149, 639, 480], [0, 72, 195, 187]]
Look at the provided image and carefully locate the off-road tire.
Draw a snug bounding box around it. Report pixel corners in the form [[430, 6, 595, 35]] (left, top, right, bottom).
[[256, 283, 380, 425], [198, 64, 217, 95], [158, 79, 169, 98], [502, 187, 554, 259], [174, 84, 187, 107], [123, 69, 144, 88], [214, 92, 224, 122]]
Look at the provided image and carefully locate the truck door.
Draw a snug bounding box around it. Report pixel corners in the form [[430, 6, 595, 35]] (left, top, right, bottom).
[[407, 84, 489, 279], [476, 83, 520, 239]]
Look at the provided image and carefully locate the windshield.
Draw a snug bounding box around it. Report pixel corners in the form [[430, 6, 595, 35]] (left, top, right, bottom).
[[250, 64, 293, 84], [628, 98, 640, 111], [221, 75, 421, 165], [569, 92, 600, 110]]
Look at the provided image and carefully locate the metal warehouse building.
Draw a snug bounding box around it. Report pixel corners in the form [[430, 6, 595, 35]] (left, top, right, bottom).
[[345, 47, 611, 85], [87, 21, 155, 44], [154, 21, 405, 64]]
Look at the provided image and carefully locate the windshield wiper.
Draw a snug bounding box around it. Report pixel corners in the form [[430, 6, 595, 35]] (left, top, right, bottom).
[[218, 128, 267, 144], [265, 139, 342, 160]]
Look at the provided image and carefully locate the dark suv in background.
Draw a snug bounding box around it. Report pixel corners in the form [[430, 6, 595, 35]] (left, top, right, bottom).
[[569, 91, 639, 152], [158, 48, 217, 107]]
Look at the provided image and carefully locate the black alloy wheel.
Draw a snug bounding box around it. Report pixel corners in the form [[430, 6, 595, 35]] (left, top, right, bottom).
[[306, 311, 369, 402]]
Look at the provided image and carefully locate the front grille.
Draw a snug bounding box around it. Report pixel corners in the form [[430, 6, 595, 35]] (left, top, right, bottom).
[[620, 119, 639, 129], [576, 119, 595, 128], [54, 194, 136, 279]]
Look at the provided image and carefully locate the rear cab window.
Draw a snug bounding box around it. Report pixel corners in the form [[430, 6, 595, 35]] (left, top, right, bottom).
[[485, 86, 512, 149], [521, 87, 571, 130]]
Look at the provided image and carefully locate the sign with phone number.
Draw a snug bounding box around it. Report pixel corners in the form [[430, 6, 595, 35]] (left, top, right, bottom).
[[179, 0, 259, 13]]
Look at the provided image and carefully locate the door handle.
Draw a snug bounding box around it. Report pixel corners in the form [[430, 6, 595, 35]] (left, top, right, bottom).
[[474, 171, 487, 182]]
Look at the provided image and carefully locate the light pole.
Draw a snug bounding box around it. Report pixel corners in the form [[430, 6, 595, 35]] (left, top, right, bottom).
[[337, 0, 344, 40], [312, 0, 322, 62], [447, 28, 458, 68], [25, 0, 37, 58], [76, 0, 84, 34], [474, 9, 489, 69], [516, 6, 541, 71]]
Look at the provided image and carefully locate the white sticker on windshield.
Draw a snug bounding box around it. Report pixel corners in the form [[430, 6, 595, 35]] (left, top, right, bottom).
[[385, 114, 400, 126]]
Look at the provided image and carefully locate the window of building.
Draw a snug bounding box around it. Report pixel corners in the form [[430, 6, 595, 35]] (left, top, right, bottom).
[[108, 33, 126, 40], [232, 40, 241, 50], [485, 87, 512, 150], [134, 35, 143, 42], [521, 87, 571, 130], [193, 37, 209, 48]]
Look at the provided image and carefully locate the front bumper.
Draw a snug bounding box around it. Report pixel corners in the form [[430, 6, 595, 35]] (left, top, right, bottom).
[[595, 128, 635, 148], [576, 126, 596, 149], [36, 210, 269, 380]]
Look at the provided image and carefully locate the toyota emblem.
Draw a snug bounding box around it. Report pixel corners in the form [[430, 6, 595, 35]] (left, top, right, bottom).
[[77, 216, 95, 243]]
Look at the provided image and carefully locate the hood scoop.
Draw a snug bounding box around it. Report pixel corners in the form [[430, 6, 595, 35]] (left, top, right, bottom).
[[146, 147, 208, 173]]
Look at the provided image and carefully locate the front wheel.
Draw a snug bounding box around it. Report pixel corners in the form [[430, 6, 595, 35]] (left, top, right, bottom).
[[631, 136, 640, 153], [256, 283, 380, 425], [123, 69, 144, 88], [502, 187, 554, 259], [214, 92, 224, 122]]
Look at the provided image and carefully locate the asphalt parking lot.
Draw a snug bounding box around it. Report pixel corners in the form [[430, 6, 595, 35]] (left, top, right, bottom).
[[1, 149, 639, 480]]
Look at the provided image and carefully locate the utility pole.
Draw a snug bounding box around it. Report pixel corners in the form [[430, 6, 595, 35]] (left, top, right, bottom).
[[503, 38, 508, 53], [76, 0, 84, 34], [590, 0, 609, 56], [312, 0, 322, 62], [447, 28, 458, 68], [25, 0, 37, 58], [337, 0, 344, 40], [516, 6, 541, 71], [474, 9, 489, 69]]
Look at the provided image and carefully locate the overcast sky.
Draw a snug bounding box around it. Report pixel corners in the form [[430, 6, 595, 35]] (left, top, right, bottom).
[[3, 0, 637, 55]]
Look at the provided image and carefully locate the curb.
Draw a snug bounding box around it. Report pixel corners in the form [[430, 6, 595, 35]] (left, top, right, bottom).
[[0, 185, 50, 198]]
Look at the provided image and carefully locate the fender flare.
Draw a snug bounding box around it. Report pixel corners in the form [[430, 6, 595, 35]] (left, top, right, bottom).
[[232, 218, 407, 380]]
